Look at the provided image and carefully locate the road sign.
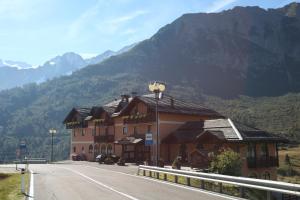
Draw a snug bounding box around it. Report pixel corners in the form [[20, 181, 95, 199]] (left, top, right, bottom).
[[20, 141, 26, 149], [145, 133, 153, 146]]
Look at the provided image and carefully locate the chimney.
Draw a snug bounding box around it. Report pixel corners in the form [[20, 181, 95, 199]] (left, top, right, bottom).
[[170, 97, 174, 108], [121, 94, 130, 102], [131, 92, 137, 98]]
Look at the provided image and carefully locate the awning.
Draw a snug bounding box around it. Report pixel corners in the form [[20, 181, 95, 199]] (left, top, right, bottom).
[[114, 137, 143, 145], [85, 116, 93, 121]]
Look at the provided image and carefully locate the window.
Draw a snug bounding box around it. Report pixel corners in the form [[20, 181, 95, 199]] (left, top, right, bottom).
[[101, 144, 106, 154], [82, 146, 84, 151], [147, 125, 152, 133], [73, 146, 76, 153], [123, 126, 128, 135], [81, 128, 85, 136], [133, 126, 137, 134], [73, 130, 76, 137], [88, 145, 93, 154], [260, 143, 269, 158], [92, 128, 96, 136], [196, 143, 204, 150], [247, 143, 256, 158], [107, 144, 113, 155], [105, 127, 108, 135]]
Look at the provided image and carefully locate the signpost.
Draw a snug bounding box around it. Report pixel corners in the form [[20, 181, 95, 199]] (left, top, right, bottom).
[[21, 168, 25, 194], [145, 133, 153, 146]]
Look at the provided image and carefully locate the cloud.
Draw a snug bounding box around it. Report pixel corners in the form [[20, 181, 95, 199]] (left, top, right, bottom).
[[207, 0, 237, 12], [67, 1, 102, 39], [107, 10, 149, 25]]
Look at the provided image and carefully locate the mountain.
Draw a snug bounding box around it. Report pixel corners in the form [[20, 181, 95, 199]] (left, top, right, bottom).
[[0, 3, 300, 160], [0, 60, 33, 69], [86, 43, 137, 65], [0, 44, 136, 91]]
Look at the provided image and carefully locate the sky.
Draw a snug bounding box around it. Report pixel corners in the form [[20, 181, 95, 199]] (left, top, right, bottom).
[[0, 0, 298, 65]]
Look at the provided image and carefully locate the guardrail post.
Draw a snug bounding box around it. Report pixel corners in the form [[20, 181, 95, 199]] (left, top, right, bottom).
[[200, 180, 204, 189], [267, 191, 271, 200], [175, 175, 178, 183], [149, 171, 152, 177], [164, 173, 167, 181], [239, 187, 245, 198], [219, 183, 222, 193], [143, 169, 145, 176], [156, 172, 159, 179], [187, 177, 191, 186]]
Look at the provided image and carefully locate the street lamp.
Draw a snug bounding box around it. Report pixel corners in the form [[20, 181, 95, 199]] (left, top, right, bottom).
[[148, 81, 166, 166], [49, 128, 57, 163]]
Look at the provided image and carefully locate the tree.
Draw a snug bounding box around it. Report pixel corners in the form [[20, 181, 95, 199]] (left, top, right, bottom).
[[209, 149, 242, 176]]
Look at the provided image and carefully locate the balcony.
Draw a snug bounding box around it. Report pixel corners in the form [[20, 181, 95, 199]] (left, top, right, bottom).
[[94, 118, 114, 126], [65, 121, 88, 129], [94, 135, 114, 143], [247, 156, 279, 168], [123, 113, 155, 124]]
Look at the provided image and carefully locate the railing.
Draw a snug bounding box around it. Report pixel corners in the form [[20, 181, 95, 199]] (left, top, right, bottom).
[[247, 156, 279, 168], [65, 121, 88, 129], [14, 158, 47, 164], [94, 135, 114, 143], [123, 113, 155, 124], [138, 165, 300, 200]]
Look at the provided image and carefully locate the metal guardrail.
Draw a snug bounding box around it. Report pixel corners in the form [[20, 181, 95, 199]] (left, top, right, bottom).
[[14, 158, 47, 164], [138, 165, 300, 199]]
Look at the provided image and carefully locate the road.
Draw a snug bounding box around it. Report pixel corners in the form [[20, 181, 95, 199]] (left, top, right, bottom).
[[29, 162, 237, 200]]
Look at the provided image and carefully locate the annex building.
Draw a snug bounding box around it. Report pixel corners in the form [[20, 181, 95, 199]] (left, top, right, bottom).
[[63, 94, 285, 180]]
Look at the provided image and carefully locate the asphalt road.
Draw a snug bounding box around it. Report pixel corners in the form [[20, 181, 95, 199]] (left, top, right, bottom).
[[29, 162, 237, 200]]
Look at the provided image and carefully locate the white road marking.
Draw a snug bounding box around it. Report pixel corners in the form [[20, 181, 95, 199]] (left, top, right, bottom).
[[81, 165, 242, 200], [28, 170, 34, 200], [62, 167, 140, 200]]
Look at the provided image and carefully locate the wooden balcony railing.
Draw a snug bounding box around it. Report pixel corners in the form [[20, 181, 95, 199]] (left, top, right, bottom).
[[94, 118, 114, 126], [65, 121, 88, 129], [247, 156, 279, 168], [123, 113, 155, 124]]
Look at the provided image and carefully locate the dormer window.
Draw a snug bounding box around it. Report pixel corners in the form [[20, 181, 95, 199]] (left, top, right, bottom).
[[147, 125, 152, 133], [123, 126, 128, 135]]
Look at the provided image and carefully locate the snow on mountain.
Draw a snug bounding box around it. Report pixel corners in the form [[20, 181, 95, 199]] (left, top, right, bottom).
[[0, 59, 33, 69]]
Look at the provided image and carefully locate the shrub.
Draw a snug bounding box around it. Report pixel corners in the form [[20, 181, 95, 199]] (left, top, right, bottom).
[[172, 156, 182, 169], [209, 149, 242, 176]]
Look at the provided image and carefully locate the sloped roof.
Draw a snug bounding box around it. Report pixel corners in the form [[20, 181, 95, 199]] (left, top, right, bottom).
[[162, 119, 286, 144], [63, 107, 91, 123], [119, 94, 223, 117]]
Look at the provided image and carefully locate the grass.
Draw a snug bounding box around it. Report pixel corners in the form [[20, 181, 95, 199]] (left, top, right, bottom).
[[278, 145, 300, 183], [0, 172, 30, 200]]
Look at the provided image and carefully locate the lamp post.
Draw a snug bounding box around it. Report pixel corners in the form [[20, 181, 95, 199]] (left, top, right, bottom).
[[148, 81, 166, 166], [49, 128, 57, 163]]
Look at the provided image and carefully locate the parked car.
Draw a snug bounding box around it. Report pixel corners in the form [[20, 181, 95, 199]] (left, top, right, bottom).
[[110, 154, 120, 163], [96, 154, 107, 163], [71, 154, 86, 161]]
